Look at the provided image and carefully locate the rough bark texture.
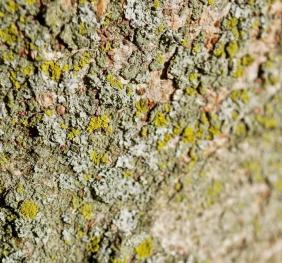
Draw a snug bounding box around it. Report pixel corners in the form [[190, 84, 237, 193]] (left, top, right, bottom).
[[0, 0, 282, 262]]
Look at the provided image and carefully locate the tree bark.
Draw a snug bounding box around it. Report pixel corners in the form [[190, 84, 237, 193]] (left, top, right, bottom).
[[0, 0, 282, 262]]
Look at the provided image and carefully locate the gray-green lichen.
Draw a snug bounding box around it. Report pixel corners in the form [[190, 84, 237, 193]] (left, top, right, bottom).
[[0, 0, 282, 262]]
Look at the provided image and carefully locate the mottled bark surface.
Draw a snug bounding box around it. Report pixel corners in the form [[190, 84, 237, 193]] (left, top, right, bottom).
[[0, 0, 282, 262]]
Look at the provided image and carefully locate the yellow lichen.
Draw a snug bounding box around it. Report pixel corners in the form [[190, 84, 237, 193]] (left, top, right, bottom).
[[214, 43, 225, 57], [240, 90, 249, 103], [155, 52, 165, 65], [6, 0, 18, 13], [113, 258, 128, 263], [274, 178, 282, 192], [172, 125, 182, 136], [230, 90, 240, 101], [135, 238, 153, 259], [234, 122, 247, 137], [153, 0, 160, 9], [135, 99, 149, 116], [226, 41, 239, 58], [157, 133, 172, 150], [182, 127, 195, 144], [153, 112, 168, 127], [185, 86, 197, 96], [208, 181, 223, 196], [2, 51, 15, 62], [67, 128, 81, 140], [0, 24, 19, 46], [188, 72, 198, 82], [255, 115, 277, 129], [241, 54, 254, 66], [40, 61, 61, 81], [206, 180, 223, 206], [162, 103, 171, 113], [22, 65, 34, 76], [9, 70, 21, 89], [72, 196, 80, 209], [86, 236, 100, 253], [16, 183, 25, 195], [73, 52, 91, 71], [87, 115, 111, 133], [25, 0, 37, 5], [44, 109, 54, 117], [122, 170, 133, 178], [106, 73, 123, 90], [140, 126, 148, 137], [192, 44, 201, 54], [20, 200, 38, 220], [181, 37, 190, 47], [83, 173, 92, 181], [156, 23, 166, 35], [76, 229, 85, 239], [200, 112, 209, 126], [60, 122, 68, 129], [208, 126, 221, 138], [0, 154, 9, 168], [232, 64, 244, 78], [79, 22, 88, 35], [243, 161, 264, 183], [80, 203, 93, 220], [226, 17, 238, 29], [90, 150, 109, 165]]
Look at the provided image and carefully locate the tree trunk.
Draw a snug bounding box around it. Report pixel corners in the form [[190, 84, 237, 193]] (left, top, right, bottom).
[[0, 0, 282, 262]]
